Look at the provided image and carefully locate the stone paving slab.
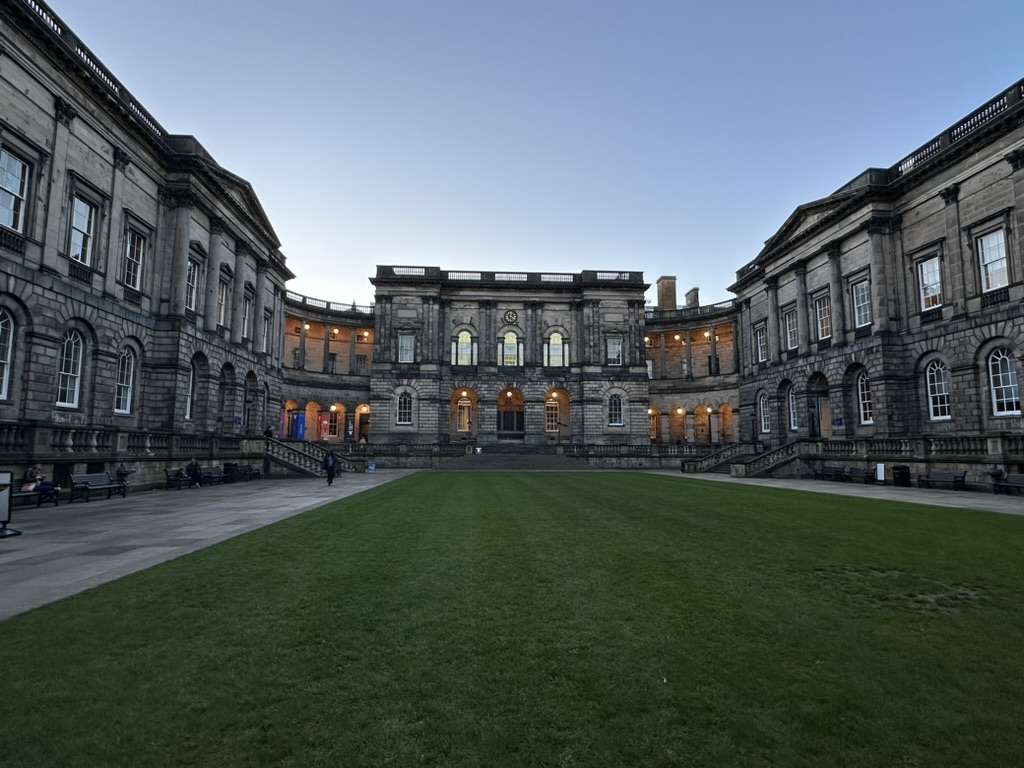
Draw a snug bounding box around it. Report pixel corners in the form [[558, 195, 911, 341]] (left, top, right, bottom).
[[0, 471, 418, 621], [646, 471, 1024, 516]]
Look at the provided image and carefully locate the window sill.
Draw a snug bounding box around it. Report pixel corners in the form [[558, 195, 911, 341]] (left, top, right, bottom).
[[920, 307, 943, 324], [854, 325, 872, 338], [992, 411, 1022, 418], [981, 287, 1010, 307], [0, 227, 27, 255], [928, 416, 952, 422]]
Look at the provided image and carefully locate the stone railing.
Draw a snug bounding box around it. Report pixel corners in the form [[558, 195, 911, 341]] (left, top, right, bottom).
[[284, 291, 374, 315], [687, 442, 756, 472], [891, 78, 1024, 179], [645, 300, 737, 322], [16, 0, 167, 140]]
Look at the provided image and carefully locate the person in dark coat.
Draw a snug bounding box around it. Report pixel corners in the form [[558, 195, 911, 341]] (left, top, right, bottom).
[[185, 458, 203, 488], [322, 450, 338, 486]]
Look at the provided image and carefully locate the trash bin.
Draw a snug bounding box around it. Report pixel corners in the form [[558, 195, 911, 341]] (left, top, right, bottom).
[[892, 465, 911, 487]]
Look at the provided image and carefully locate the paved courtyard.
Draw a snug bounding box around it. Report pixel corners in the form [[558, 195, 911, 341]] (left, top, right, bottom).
[[650, 471, 1024, 516], [0, 471, 418, 621]]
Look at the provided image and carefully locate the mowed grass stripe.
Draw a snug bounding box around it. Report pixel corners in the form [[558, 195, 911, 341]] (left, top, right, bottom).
[[1, 472, 1022, 767]]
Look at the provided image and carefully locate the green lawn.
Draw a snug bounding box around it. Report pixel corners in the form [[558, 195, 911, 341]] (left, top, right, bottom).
[[2, 472, 1023, 767]]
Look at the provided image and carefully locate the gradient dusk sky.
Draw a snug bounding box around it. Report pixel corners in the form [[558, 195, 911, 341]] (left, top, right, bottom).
[[56, 0, 1024, 305]]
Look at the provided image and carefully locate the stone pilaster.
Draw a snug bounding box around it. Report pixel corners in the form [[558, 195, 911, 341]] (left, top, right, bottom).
[[827, 245, 846, 345]]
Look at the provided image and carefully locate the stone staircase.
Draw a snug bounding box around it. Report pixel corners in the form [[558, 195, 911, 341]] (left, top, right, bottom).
[[437, 451, 594, 471], [264, 439, 361, 477]]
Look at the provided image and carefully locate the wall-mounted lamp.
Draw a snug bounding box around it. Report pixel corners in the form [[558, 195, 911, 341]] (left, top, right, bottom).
[[673, 334, 681, 341], [329, 404, 338, 413], [461, 390, 468, 397], [303, 323, 311, 331], [647, 408, 654, 415], [676, 407, 684, 415], [332, 328, 340, 335]]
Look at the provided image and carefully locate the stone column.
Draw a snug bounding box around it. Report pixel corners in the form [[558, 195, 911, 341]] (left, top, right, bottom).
[[658, 334, 666, 378], [686, 332, 694, 380], [709, 325, 718, 375], [765, 276, 780, 361], [940, 184, 967, 316], [205, 220, 231, 331], [252, 265, 268, 353], [1007, 151, 1024, 291], [322, 324, 331, 372], [102, 149, 130, 296], [230, 244, 248, 344], [168, 197, 192, 317], [298, 320, 307, 369], [41, 98, 77, 274], [348, 328, 357, 374], [867, 217, 891, 333], [827, 246, 847, 345], [795, 265, 810, 354]]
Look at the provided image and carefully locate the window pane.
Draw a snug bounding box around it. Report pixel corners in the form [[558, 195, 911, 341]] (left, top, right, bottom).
[[0, 309, 11, 400], [918, 257, 942, 309], [978, 230, 1008, 292], [858, 374, 874, 424], [852, 280, 872, 327]]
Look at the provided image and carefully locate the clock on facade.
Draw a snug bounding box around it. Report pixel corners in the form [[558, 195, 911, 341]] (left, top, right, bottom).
[[502, 309, 518, 325]]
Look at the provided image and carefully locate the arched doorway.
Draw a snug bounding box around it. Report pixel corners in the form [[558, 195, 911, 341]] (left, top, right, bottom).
[[497, 387, 525, 440], [450, 388, 478, 440], [694, 405, 711, 444], [807, 373, 831, 438], [647, 406, 661, 443], [283, 399, 300, 439], [720, 404, 734, 443], [218, 363, 236, 434], [670, 407, 686, 444], [354, 403, 371, 442], [324, 403, 345, 442], [304, 401, 321, 441], [243, 371, 259, 434], [544, 388, 571, 442]]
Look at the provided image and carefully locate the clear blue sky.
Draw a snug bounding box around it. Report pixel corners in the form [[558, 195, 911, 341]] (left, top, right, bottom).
[[57, 0, 1024, 306]]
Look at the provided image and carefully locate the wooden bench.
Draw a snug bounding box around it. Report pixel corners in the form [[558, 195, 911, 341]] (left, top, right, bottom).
[[236, 464, 262, 481], [12, 487, 60, 507], [917, 471, 967, 490], [994, 474, 1024, 495], [70, 472, 128, 502], [813, 465, 847, 481], [165, 468, 185, 490], [200, 466, 224, 485], [844, 466, 876, 484]]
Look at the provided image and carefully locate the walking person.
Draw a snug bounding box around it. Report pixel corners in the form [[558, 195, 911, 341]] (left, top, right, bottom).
[[322, 449, 338, 486]]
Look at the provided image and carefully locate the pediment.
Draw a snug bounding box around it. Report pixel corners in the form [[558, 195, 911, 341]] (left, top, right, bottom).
[[758, 192, 857, 258]]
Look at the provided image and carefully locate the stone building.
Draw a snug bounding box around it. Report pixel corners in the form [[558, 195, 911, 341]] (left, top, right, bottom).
[[0, 0, 292, 485], [732, 78, 1024, 482], [1, 0, 1021, 483], [366, 266, 651, 447]]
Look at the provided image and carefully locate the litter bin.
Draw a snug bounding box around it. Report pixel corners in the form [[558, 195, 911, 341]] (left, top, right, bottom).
[[892, 465, 911, 487]]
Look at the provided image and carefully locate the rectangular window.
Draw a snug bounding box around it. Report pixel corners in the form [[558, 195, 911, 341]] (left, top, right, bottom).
[[328, 410, 340, 437], [398, 334, 415, 363], [783, 309, 798, 350], [185, 260, 199, 311], [217, 281, 228, 326], [0, 149, 28, 232], [606, 335, 623, 366], [241, 294, 253, 338], [814, 295, 832, 340], [327, 353, 337, 374], [978, 229, 1009, 292], [69, 195, 96, 266], [754, 325, 767, 363], [646, 359, 654, 379], [918, 256, 942, 310], [396, 394, 413, 425], [851, 279, 872, 328], [122, 229, 145, 290], [261, 313, 271, 353], [355, 354, 367, 375]]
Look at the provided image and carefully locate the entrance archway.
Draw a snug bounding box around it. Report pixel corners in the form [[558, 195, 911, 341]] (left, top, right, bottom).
[[807, 373, 831, 438], [354, 403, 371, 442], [497, 387, 525, 439], [304, 401, 321, 441], [694, 405, 711, 444], [283, 399, 300, 439], [450, 388, 479, 440], [243, 371, 259, 434], [544, 388, 571, 441], [647, 406, 662, 443]]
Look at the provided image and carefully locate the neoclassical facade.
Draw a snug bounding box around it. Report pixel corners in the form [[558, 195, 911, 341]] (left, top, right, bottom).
[[1, 0, 1021, 483]]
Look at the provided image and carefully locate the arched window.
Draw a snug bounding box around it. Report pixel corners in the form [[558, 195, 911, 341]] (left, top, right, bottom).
[[56, 330, 83, 407], [788, 386, 798, 431], [185, 363, 197, 420], [857, 373, 875, 425], [0, 309, 12, 400], [545, 332, 568, 367], [396, 391, 413, 425], [989, 348, 1021, 415], [500, 331, 522, 367], [114, 347, 136, 414], [758, 392, 770, 433], [452, 330, 476, 366], [608, 394, 624, 426], [545, 399, 559, 432], [926, 360, 951, 421]]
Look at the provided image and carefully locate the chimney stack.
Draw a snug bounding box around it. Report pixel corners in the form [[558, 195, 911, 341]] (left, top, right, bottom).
[[685, 287, 700, 308], [656, 276, 677, 311]]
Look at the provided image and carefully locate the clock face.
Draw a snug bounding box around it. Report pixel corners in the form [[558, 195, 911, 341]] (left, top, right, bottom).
[[503, 309, 519, 325]]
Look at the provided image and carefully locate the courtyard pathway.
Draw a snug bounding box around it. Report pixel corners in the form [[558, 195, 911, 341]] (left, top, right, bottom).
[[647, 471, 1024, 516], [0, 471, 418, 621]]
